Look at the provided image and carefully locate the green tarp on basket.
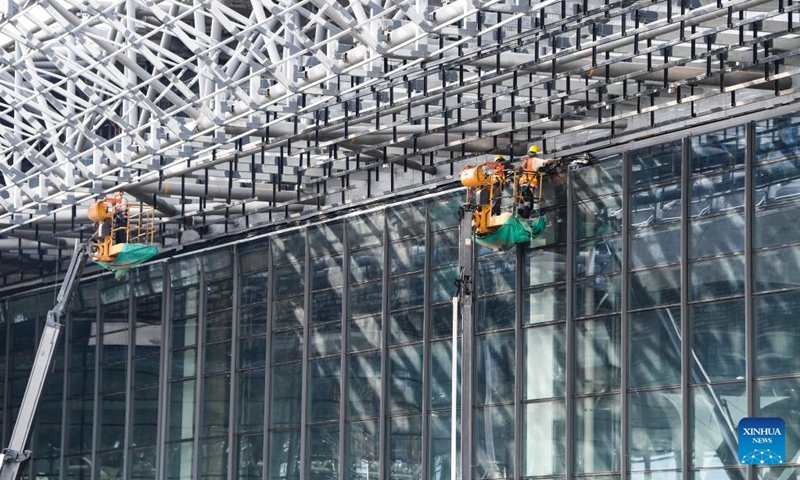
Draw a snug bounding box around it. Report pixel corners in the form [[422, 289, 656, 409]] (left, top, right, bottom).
[[474, 215, 546, 251], [93, 243, 159, 279]]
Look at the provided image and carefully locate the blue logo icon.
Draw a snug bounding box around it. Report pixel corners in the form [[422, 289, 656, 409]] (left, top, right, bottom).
[[738, 417, 785, 465]]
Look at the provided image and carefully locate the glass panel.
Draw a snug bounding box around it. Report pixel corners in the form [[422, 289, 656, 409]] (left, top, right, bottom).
[[575, 274, 621, 318], [431, 229, 459, 268], [132, 386, 159, 447], [173, 286, 200, 319], [204, 342, 231, 374], [475, 292, 515, 332], [754, 158, 800, 206], [271, 230, 305, 266], [573, 155, 623, 200], [348, 212, 385, 248], [630, 223, 681, 269], [629, 267, 681, 309], [101, 361, 127, 392], [238, 238, 269, 273], [576, 236, 621, 278], [429, 192, 462, 231], [575, 316, 621, 395], [239, 304, 267, 337], [307, 424, 339, 480], [691, 300, 745, 383], [576, 195, 623, 240], [388, 344, 423, 414], [239, 336, 267, 369], [268, 429, 301, 480], [690, 126, 745, 174], [172, 316, 198, 349], [169, 379, 196, 441], [203, 248, 233, 280], [690, 213, 745, 258], [202, 375, 231, 437], [429, 410, 460, 480], [630, 186, 681, 228], [523, 400, 566, 476], [348, 316, 381, 352], [387, 201, 426, 241], [237, 433, 264, 480], [430, 339, 461, 410], [310, 288, 342, 324], [431, 265, 459, 304], [240, 271, 268, 306], [238, 369, 265, 432], [350, 247, 383, 283], [348, 352, 381, 420], [754, 202, 800, 249], [691, 383, 746, 468], [131, 446, 158, 479], [388, 308, 423, 345], [630, 142, 682, 187], [525, 245, 567, 286], [575, 395, 620, 473], [629, 389, 682, 472], [308, 357, 341, 424], [523, 284, 567, 325], [755, 114, 800, 163], [134, 354, 161, 387], [68, 397, 94, 454], [474, 405, 515, 479], [98, 450, 124, 479], [170, 256, 200, 288], [206, 310, 232, 343], [172, 348, 197, 378], [388, 415, 422, 480], [431, 303, 456, 340], [690, 173, 745, 217], [273, 297, 304, 331], [388, 272, 425, 311], [525, 324, 566, 400], [101, 277, 129, 305], [349, 281, 383, 317], [476, 252, 516, 295], [757, 377, 800, 464], [348, 420, 380, 480], [476, 331, 515, 405], [272, 330, 303, 363], [754, 245, 800, 292], [200, 436, 228, 479], [308, 221, 344, 257], [755, 290, 800, 377], [99, 392, 126, 450], [310, 323, 341, 358], [690, 255, 745, 300], [390, 237, 426, 275], [270, 363, 302, 427], [274, 263, 305, 298], [312, 256, 343, 290], [533, 206, 568, 247], [630, 308, 682, 389], [206, 278, 233, 311]]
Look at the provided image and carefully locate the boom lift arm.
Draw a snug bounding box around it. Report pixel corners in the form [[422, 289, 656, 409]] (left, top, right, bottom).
[[0, 242, 91, 480]]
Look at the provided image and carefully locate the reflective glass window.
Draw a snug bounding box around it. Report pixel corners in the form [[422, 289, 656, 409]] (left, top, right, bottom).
[[630, 187, 681, 228], [132, 386, 159, 447], [172, 316, 198, 349], [348, 352, 381, 419], [390, 237, 426, 275], [237, 239, 269, 273], [476, 252, 516, 295], [690, 127, 745, 174], [348, 212, 385, 249], [310, 288, 342, 324], [307, 424, 339, 480], [630, 142, 682, 188], [204, 342, 231, 374], [431, 266, 459, 304], [525, 245, 567, 287], [429, 411, 460, 480], [575, 395, 620, 473], [238, 369, 265, 432], [273, 297, 304, 331], [271, 231, 305, 266], [168, 379, 196, 441], [99, 392, 126, 451], [274, 263, 304, 298], [240, 271, 268, 306], [525, 324, 566, 400], [430, 339, 460, 410], [576, 196, 623, 240], [429, 193, 462, 231], [310, 322, 341, 358], [388, 415, 422, 480], [575, 274, 621, 318], [268, 429, 301, 480], [630, 308, 682, 388], [308, 221, 344, 257], [202, 374, 231, 437], [270, 363, 302, 428], [166, 440, 194, 480], [690, 255, 745, 301], [348, 316, 381, 352], [690, 213, 745, 258], [576, 236, 621, 278], [68, 397, 94, 454], [431, 229, 459, 268], [170, 256, 200, 288], [753, 156, 800, 204], [573, 156, 623, 200], [388, 344, 423, 414], [691, 383, 746, 469], [523, 400, 566, 476], [388, 273, 424, 311], [754, 202, 800, 249], [476, 332, 515, 405], [474, 405, 515, 479], [348, 420, 380, 480], [172, 286, 200, 318], [755, 290, 800, 377], [308, 357, 341, 424], [272, 329, 303, 364], [388, 308, 423, 346], [172, 348, 197, 378], [206, 278, 233, 311], [350, 247, 383, 283], [349, 281, 383, 317], [237, 433, 264, 480], [755, 114, 800, 163], [630, 224, 681, 269], [239, 304, 267, 337], [630, 267, 681, 309], [754, 245, 800, 292], [575, 316, 621, 395], [523, 284, 567, 325], [312, 256, 343, 290], [205, 310, 232, 343], [200, 436, 229, 479], [387, 201, 426, 241], [475, 292, 515, 332], [629, 389, 682, 472], [690, 173, 745, 217]]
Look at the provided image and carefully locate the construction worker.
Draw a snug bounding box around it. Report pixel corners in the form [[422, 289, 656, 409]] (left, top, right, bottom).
[[491, 155, 507, 216], [105, 191, 129, 244], [518, 145, 557, 218]]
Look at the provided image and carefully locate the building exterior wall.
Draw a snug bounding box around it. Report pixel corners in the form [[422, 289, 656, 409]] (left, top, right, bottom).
[[2, 112, 800, 480]]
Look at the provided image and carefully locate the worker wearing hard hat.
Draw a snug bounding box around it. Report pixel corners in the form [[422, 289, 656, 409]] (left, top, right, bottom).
[[490, 155, 507, 216], [518, 146, 556, 218]]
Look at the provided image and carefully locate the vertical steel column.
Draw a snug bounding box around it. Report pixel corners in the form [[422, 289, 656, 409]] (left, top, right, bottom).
[[156, 265, 172, 479], [262, 239, 275, 480], [380, 213, 390, 480], [459, 215, 474, 480], [192, 262, 206, 480], [566, 164, 576, 480], [90, 281, 101, 480], [422, 205, 432, 480], [59, 302, 72, 479], [299, 232, 311, 479], [514, 244, 523, 480], [680, 138, 691, 480], [620, 152, 631, 480], [2, 304, 10, 446], [340, 224, 350, 480], [744, 122, 755, 480], [227, 250, 241, 480], [123, 275, 135, 478]]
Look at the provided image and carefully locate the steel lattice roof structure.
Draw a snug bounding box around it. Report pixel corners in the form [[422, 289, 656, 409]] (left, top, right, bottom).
[[0, 0, 799, 283]]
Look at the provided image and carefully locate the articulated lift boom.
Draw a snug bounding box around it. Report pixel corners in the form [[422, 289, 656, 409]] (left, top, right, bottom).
[[0, 242, 91, 480]]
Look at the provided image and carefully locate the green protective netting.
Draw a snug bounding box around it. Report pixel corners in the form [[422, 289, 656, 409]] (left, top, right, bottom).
[[474, 215, 546, 251], [93, 243, 159, 279]]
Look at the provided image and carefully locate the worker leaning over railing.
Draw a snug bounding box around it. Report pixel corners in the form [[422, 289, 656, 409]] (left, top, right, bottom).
[[517, 145, 558, 218], [104, 191, 129, 244]]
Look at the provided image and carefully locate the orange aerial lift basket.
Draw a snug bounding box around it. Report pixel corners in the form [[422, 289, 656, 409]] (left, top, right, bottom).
[[88, 198, 159, 274]]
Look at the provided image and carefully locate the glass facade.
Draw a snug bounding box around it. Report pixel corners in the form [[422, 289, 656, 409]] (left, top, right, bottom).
[[2, 113, 800, 479]]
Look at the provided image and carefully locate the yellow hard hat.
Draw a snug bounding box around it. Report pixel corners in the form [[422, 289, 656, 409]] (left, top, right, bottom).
[[528, 145, 540, 155], [494, 155, 504, 162]]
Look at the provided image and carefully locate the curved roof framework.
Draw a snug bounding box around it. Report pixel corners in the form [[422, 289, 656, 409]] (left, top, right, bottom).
[[1, 0, 799, 283]]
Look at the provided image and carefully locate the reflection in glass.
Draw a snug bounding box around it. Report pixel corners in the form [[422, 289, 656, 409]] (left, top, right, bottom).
[[476, 332, 515, 405], [576, 236, 621, 278], [348, 352, 381, 419], [474, 405, 514, 479], [755, 290, 800, 377], [131, 446, 158, 480], [309, 358, 340, 423], [273, 297, 304, 331], [476, 252, 516, 295], [690, 213, 745, 259], [349, 282, 383, 318], [387, 201, 426, 241], [754, 202, 800, 249], [754, 156, 800, 204], [239, 304, 267, 337], [390, 237, 426, 275], [239, 336, 267, 369], [575, 395, 620, 473], [525, 245, 567, 286], [630, 308, 681, 388], [199, 436, 228, 479], [270, 363, 302, 428], [271, 231, 305, 266], [431, 266, 459, 304], [308, 424, 339, 480], [523, 400, 565, 476], [350, 247, 383, 283], [691, 300, 745, 383], [169, 379, 196, 441], [310, 288, 342, 324], [429, 411, 460, 480], [172, 316, 198, 349], [629, 390, 682, 472], [274, 263, 304, 298], [348, 316, 381, 352], [206, 278, 233, 312], [308, 221, 344, 258], [629, 267, 680, 309], [575, 275, 621, 318], [429, 193, 462, 231], [205, 310, 232, 343], [204, 342, 231, 374], [388, 344, 423, 414], [691, 383, 746, 468], [269, 429, 301, 480], [100, 392, 126, 450], [757, 377, 800, 467], [237, 433, 264, 480], [202, 374, 231, 437], [312, 256, 343, 290], [576, 196, 622, 240], [388, 273, 425, 311], [690, 172, 745, 217], [690, 127, 745, 174], [754, 245, 800, 293], [237, 238, 269, 273], [388, 415, 422, 480], [132, 386, 159, 446], [166, 440, 194, 480], [172, 287, 199, 318], [310, 323, 341, 358], [475, 292, 515, 332], [573, 156, 623, 200], [430, 339, 460, 410], [575, 316, 621, 394], [630, 224, 680, 269], [348, 420, 380, 480], [630, 142, 682, 188], [431, 229, 459, 268], [689, 255, 744, 300], [525, 324, 566, 400], [348, 212, 385, 249], [388, 308, 423, 345], [238, 369, 265, 432]]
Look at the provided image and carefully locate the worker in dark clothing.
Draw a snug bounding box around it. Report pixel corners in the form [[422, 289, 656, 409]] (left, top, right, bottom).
[[105, 191, 129, 244], [491, 155, 507, 216]]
